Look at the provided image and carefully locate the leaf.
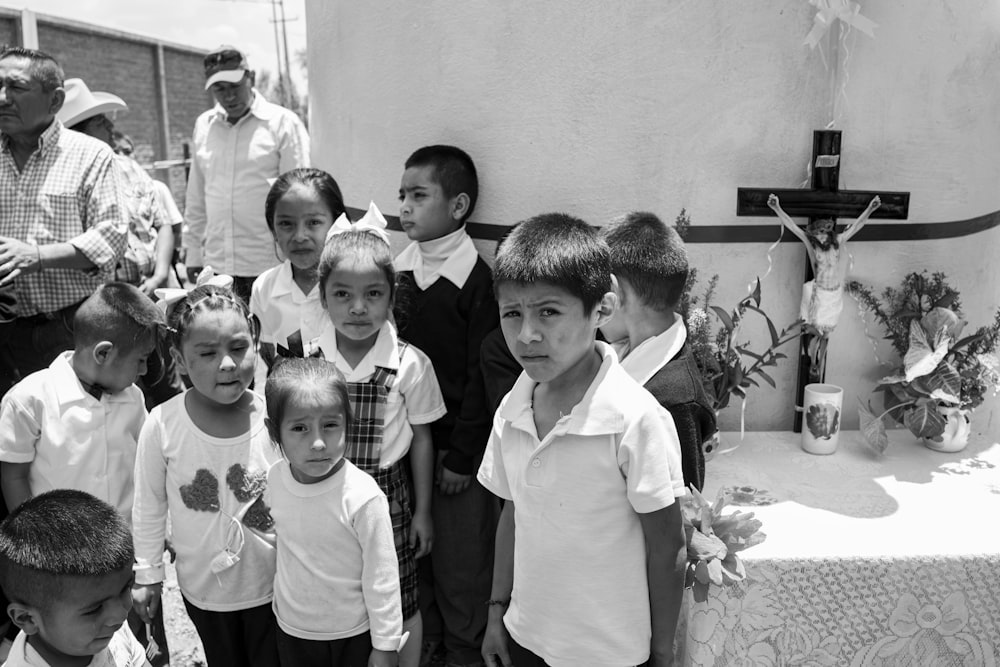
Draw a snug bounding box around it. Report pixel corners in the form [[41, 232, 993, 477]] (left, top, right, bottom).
[[710, 306, 734, 333], [903, 401, 947, 439], [735, 345, 765, 363], [952, 332, 986, 352], [743, 304, 780, 346], [755, 369, 776, 388], [904, 320, 949, 381], [920, 361, 962, 403], [921, 307, 965, 344], [750, 278, 762, 307], [858, 400, 889, 455]]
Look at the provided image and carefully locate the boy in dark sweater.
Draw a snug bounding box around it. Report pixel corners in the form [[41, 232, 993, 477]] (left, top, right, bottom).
[[395, 145, 500, 667], [600, 212, 716, 490]]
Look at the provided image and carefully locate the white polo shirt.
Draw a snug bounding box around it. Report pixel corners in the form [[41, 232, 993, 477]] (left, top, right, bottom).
[[478, 342, 685, 667], [0, 352, 146, 521], [250, 260, 329, 354], [317, 321, 447, 467], [5, 624, 146, 667]]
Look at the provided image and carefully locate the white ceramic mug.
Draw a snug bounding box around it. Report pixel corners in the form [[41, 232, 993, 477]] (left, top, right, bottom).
[[801, 383, 843, 455]]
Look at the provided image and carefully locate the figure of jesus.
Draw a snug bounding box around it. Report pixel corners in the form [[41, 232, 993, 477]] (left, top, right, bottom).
[[767, 193, 881, 336]]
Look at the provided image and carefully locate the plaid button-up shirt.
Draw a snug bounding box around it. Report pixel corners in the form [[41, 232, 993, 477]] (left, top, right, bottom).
[[0, 121, 127, 316], [114, 154, 168, 286]]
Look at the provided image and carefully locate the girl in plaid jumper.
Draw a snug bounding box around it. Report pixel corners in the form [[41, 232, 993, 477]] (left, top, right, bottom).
[[315, 213, 447, 667]]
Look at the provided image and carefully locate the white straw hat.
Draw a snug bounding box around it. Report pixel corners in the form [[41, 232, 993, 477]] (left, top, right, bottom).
[[56, 78, 127, 128]]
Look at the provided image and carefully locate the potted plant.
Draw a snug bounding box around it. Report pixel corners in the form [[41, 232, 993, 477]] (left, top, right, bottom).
[[676, 211, 803, 418], [851, 271, 1000, 453]]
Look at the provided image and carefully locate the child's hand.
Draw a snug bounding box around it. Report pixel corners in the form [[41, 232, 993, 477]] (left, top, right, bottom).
[[767, 193, 780, 209], [368, 648, 397, 667], [437, 467, 472, 495], [410, 509, 433, 558], [131, 583, 162, 624], [482, 616, 513, 667]]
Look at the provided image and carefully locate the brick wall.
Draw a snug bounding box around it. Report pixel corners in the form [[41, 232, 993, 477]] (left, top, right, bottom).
[[0, 16, 15, 46]]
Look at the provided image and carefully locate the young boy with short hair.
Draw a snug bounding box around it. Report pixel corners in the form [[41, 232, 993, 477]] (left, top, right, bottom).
[[395, 145, 500, 666], [0, 282, 162, 515], [478, 214, 687, 667], [0, 489, 150, 667], [0, 282, 167, 665], [600, 212, 716, 490]]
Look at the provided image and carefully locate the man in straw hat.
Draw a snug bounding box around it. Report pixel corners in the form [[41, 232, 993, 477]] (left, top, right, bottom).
[[183, 45, 310, 304], [0, 47, 127, 394], [58, 78, 183, 412], [58, 78, 179, 299]]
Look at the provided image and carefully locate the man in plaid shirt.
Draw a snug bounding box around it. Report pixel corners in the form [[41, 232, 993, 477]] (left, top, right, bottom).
[[0, 47, 127, 394]]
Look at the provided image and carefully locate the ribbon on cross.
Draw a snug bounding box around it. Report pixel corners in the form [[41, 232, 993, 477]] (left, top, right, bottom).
[[804, 0, 877, 49]]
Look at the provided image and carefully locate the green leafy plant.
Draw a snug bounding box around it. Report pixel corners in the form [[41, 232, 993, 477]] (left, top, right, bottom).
[[851, 271, 1000, 453], [682, 486, 766, 603], [676, 211, 802, 412]]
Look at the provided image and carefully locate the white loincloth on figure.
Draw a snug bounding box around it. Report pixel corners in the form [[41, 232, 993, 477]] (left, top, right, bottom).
[[801, 280, 843, 335]]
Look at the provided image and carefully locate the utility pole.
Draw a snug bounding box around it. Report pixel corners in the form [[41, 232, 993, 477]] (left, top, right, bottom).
[[269, 0, 287, 106]]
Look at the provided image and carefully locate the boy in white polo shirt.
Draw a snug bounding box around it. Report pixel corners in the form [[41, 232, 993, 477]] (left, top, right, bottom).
[[0, 282, 167, 664], [478, 214, 687, 667]]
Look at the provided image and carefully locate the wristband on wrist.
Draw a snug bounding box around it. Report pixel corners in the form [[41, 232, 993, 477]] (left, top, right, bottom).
[[485, 598, 510, 608]]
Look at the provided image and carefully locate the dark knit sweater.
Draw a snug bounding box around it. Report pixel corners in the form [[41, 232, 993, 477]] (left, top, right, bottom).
[[396, 258, 499, 475], [644, 341, 716, 491]]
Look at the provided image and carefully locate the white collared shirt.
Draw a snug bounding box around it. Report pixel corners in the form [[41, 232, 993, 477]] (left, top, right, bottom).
[[250, 260, 329, 351], [394, 227, 478, 290], [478, 342, 685, 667], [614, 318, 687, 386], [183, 91, 310, 276], [0, 352, 146, 522], [5, 624, 146, 667], [317, 322, 447, 467]]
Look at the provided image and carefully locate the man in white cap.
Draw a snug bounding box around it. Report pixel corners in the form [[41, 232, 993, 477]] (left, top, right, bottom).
[[0, 47, 127, 393], [183, 45, 310, 303]]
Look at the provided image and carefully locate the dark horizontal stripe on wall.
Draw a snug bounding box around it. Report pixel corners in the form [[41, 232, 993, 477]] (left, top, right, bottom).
[[349, 207, 1000, 244]]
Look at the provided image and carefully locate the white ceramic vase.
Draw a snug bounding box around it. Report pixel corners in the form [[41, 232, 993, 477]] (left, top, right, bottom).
[[922, 406, 971, 453]]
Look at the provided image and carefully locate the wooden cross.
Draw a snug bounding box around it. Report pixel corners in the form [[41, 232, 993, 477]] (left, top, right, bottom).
[[736, 130, 910, 432]]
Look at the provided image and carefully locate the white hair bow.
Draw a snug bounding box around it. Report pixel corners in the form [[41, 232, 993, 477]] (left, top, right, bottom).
[[153, 266, 235, 317], [327, 201, 391, 245]]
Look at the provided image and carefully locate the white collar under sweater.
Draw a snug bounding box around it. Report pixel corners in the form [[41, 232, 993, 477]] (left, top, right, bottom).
[[612, 317, 687, 387], [395, 227, 478, 290]]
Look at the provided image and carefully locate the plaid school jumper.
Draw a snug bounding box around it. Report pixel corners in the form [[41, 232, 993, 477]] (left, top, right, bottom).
[[345, 340, 419, 620]]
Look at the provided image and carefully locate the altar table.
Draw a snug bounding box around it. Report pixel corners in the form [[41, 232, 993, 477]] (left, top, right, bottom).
[[679, 429, 1000, 666]]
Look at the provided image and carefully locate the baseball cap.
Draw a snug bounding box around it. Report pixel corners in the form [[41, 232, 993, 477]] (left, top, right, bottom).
[[204, 45, 249, 90]]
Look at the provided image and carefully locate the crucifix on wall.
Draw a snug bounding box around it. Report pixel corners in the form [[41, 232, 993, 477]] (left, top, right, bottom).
[[737, 130, 910, 432]]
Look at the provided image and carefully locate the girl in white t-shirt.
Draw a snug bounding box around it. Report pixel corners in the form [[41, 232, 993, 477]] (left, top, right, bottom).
[[316, 215, 447, 667], [251, 168, 347, 370], [264, 357, 404, 667], [133, 275, 279, 666]]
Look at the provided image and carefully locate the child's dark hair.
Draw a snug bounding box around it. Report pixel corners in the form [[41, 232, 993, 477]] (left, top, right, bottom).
[[404, 145, 478, 223], [167, 284, 259, 351], [264, 168, 347, 233], [0, 490, 133, 611], [493, 213, 611, 313], [265, 357, 352, 447], [601, 211, 689, 311], [74, 282, 165, 352], [318, 231, 397, 304]]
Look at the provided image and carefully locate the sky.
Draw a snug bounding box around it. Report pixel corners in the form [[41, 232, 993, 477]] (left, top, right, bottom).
[[18, 0, 308, 87]]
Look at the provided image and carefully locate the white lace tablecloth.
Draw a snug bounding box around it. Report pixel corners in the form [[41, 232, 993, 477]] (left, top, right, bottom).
[[681, 430, 1000, 666]]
